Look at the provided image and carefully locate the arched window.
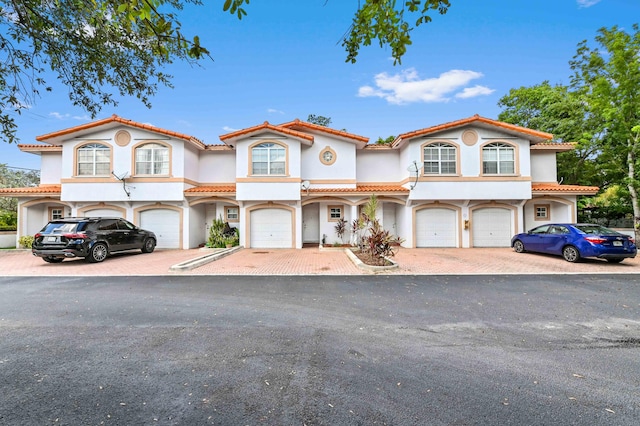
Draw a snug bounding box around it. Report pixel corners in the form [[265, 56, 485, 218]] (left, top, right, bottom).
[[482, 143, 515, 174], [251, 143, 286, 175], [77, 143, 110, 176], [135, 143, 169, 175], [423, 142, 457, 174]]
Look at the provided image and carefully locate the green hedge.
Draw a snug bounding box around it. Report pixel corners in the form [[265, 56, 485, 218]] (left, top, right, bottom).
[[0, 226, 17, 232]]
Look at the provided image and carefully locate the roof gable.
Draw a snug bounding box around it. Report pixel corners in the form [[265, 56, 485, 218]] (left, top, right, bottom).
[[36, 115, 205, 149], [279, 119, 369, 147], [393, 114, 553, 148], [219, 121, 314, 146]]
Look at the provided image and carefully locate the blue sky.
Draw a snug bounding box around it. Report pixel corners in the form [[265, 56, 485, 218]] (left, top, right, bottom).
[[2, 0, 639, 171]]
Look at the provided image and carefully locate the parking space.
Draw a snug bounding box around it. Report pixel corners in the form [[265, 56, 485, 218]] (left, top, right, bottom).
[[1, 246, 638, 276]]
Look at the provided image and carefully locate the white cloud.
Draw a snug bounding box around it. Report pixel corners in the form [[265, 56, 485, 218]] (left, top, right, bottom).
[[267, 108, 285, 115], [49, 112, 90, 121], [577, 0, 601, 7], [455, 85, 495, 99], [357, 68, 493, 104], [49, 112, 68, 120], [222, 126, 238, 132]]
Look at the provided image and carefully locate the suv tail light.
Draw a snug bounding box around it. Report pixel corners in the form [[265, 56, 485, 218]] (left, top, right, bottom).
[[63, 232, 87, 240], [584, 236, 607, 245]]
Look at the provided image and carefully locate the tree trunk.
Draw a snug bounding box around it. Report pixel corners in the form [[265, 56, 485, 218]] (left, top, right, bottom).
[[627, 139, 640, 241]]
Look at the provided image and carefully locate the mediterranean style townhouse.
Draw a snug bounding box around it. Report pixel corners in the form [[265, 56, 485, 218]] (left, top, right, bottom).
[[0, 114, 598, 250]]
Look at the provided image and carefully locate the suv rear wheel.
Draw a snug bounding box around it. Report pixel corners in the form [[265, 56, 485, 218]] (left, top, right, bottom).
[[141, 238, 156, 253], [87, 242, 108, 263]]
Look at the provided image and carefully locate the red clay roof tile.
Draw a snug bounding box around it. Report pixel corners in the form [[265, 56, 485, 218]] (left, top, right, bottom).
[[184, 185, 237, 194], [394, 115, 553, 147], [219, 121, 314, 143], [531, 183, 599, 194], [36, 115, 205, 147], [279, 119, 369, 144], [307, 185, 408, 193], [0, 185, 61, 195]]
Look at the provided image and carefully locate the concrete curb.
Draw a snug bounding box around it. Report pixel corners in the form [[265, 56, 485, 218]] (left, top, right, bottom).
[[170, 246, 243, 271], [345, 248, 399, 273]]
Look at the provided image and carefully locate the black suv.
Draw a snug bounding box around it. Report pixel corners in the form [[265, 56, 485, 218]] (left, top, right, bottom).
[[32, 217, 157, 263]]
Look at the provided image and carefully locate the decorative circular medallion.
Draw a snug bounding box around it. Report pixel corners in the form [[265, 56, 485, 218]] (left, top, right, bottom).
[[461, 130, 478, 146], [115, 130, 131, 147], [319, 146, 337, 165]]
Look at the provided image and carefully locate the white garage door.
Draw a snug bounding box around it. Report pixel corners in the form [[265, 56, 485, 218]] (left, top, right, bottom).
[[472, 208, 512, 247], [84, 209, 123, 218], [415, 208, 457, 247], [140, 209, 180, 249], [250, 208, 292, 248]]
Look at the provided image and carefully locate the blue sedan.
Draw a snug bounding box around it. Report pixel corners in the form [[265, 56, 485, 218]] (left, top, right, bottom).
[[511, 223, 637, 263]]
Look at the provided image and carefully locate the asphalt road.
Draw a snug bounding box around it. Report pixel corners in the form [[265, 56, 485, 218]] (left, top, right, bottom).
[[0, 275, 639, 425]]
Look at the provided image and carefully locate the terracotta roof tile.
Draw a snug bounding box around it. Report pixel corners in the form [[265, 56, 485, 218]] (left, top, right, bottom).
[[184, 185, 236, 194], [205, 145, 234, 151], [18, 144, 62, 152], [0, 185, 61, 195], [530, 142, 575, 151], [363, 144, 394, 150], [219, 121, 314, 143], [532, 183, 599, 194], [394, 114, 553, 146], [36, 115, 205, 147], [307, 185, 408, 194], [279, 119, 369, 144]]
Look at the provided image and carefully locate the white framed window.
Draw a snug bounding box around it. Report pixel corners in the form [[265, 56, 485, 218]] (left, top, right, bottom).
[[49, 207, 63, 220], [535, 204, 550, 221], [135, 143, 169, 175], [77, 143, 110, 176], [225, 206, 239, 222], [423, 142, 457, 174], [482, 143, 515, 174], [328, 205, 343, 221], [251, 143, 286, 175]]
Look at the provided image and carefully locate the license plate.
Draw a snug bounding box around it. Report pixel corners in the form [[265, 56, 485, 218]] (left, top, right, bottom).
[[47, 236, 57, 242], [613, 241, 623, 246]]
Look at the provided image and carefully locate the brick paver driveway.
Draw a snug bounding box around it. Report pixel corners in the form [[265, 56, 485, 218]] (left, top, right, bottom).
[[1, 247, 638, 276]]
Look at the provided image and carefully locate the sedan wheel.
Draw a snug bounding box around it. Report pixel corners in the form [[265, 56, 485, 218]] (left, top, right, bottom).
[[87, 243, 108, 263], [513, 240, 525, 253], [562, 245, 581, 263]]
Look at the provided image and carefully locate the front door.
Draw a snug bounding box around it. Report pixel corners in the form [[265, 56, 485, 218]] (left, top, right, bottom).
[[302, 204, 319, 243]]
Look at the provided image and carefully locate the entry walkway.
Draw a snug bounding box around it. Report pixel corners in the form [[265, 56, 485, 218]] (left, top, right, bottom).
[[1, 246, 638, 276]]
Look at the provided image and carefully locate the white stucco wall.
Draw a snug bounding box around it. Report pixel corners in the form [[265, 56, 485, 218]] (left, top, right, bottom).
[[530, 152, 558, 183], [40, 153, 62, 184], [198, 150, 236, 183], [356, 150, 402, 182], [300, 135, 357, 181], [410, 180, 532, 200]]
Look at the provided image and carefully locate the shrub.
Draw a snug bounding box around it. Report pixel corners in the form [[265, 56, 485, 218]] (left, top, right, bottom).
[[353, 194, 404, 265], [207, 216, 239, 248], [334, 218, 347, 244], [18, 235, 34, 249]]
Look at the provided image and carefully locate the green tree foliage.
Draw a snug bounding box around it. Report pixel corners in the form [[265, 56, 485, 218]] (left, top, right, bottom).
[[0, 0, 211, 145], [497, 82, 607, 188], [307, 114, 332, 127], [0, 1, 450, 145], [0, 164, 40, 213], [343, 0, 451, 64], [570, 24, 640, 236], [375, 136, 395, 145]]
